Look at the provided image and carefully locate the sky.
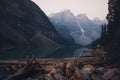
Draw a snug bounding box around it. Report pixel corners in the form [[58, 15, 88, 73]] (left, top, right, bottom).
[[32, 0, 108, 20]]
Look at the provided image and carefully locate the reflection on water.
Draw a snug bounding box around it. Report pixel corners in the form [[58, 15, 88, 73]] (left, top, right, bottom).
[[0, 46, 91, 60], [44, 47, 92, 58], [46, 46, 76, 58], [73, 48, 92, 57]]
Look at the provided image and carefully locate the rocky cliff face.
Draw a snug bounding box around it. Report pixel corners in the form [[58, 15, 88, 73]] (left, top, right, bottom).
[[77, 14, 102, 45], [0, 0, 65, 58], [49, 10, 82, 44], [49, 10, 103, 45]]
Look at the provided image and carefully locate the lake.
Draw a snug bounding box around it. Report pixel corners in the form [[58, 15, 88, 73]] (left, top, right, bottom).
[[0, 46, 91, 60]]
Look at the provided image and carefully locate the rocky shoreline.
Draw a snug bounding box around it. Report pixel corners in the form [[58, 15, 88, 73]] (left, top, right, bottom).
[[0, 55, 120, 80]]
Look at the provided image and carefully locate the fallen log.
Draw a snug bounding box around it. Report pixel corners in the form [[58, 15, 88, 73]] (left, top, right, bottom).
[[0, 56, 103, 67], [0, 56, 119, 80], [4, 58, 36, 80]]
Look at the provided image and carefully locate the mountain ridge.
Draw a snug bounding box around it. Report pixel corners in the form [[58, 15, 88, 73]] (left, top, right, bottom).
[[49, 9, 105, 45], [0, 0, 65, 59], [49, 10, 83, 45]]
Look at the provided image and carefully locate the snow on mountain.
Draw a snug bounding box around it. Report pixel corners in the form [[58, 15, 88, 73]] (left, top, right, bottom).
[[49, 10, 103, 45], [49, 10, 82, 44], [76, 14, 102, 45], [93, 17, 103, 25], [102, 19, 108, 24]]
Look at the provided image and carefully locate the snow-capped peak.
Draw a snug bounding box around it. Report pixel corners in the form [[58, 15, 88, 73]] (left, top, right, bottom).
[[93, 17, 101, 21], [93, 17, 102, 25], [76, 14, 90, 23], [49, 10, 102, 45], [61, 9, 71, 14]]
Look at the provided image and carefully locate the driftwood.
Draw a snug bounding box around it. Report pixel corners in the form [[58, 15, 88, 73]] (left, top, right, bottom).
[[0, 56, 119, 80], [4, 58, 35, 80], [0, 56, 103, 66]]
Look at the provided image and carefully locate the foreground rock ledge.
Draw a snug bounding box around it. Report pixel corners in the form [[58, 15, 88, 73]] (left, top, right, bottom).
[[0, 57, 120, 80]]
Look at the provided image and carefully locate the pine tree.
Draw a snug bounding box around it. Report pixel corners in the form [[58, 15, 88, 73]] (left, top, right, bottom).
[[106, 0, 120, 63], [100, 24, 108, 48]]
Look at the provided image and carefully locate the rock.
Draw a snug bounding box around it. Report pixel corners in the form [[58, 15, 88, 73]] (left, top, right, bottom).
[[11, 65, 18, 72], [54, 74, 68, 80], [95, 67, 106, 74], [65, 68, 72, 79], [66, 61, 76, 72], [44, 66, 55, 73], [69, 76, 75, 80], [77, 62, 84, 69], [0, 71, 10, 80], [25, 78, 34, 80], [45, 74, 55, 80], [103, 68, 120, 80], [91, 74, 105, 80], [35, 75, 45, 80], [66, 61, 73, 69], [111, 75, 120, 80], [49, 68, 57, 75], [45, 68, 56, 80], [73, 68, 84, 80], [60, 62, 66, 68], [65, 61, 76, 79], [59, 62, 66, 75], [46, 66, 67, 80], [66, 61, 76, 68], [82, 64, 95, 74], [56, 68, 64, 75], [79, 70, 90, 80]]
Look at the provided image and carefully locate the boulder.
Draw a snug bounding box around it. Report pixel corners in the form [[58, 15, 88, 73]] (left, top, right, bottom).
[[103, 68, 120, 80], [65, 68, 72, 79], [56, 68, 64, 75], [79, 70, 90, 80], [49, 68, 57, 75], [44, 66, 55, 73], [82, 64, 95, 74], [91, 74, 105, 80], [77, 62, 84, 69], [95, 67, 106, 74], [54, 74, 68, 80], [66, 61, 76, 71], [35, 75, 45, 80], [60, 62, 66, 68], [45, 74, 55, 80], [73, 68, 84, 80], [25, 78, 34, 80]]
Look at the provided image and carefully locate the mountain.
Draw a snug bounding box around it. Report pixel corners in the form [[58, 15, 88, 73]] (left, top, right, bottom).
[[49, 10, 82, 45], [0, 0, 65, 59], [49, 10, 102, 45], [93, 17, 103, 25], [93, 17, 108, 25], [76, 14, 102, 45], [102, 19, 108, 24]]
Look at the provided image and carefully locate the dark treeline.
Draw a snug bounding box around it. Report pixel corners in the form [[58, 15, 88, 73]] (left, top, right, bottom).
[[92, 0, 120, 64]]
